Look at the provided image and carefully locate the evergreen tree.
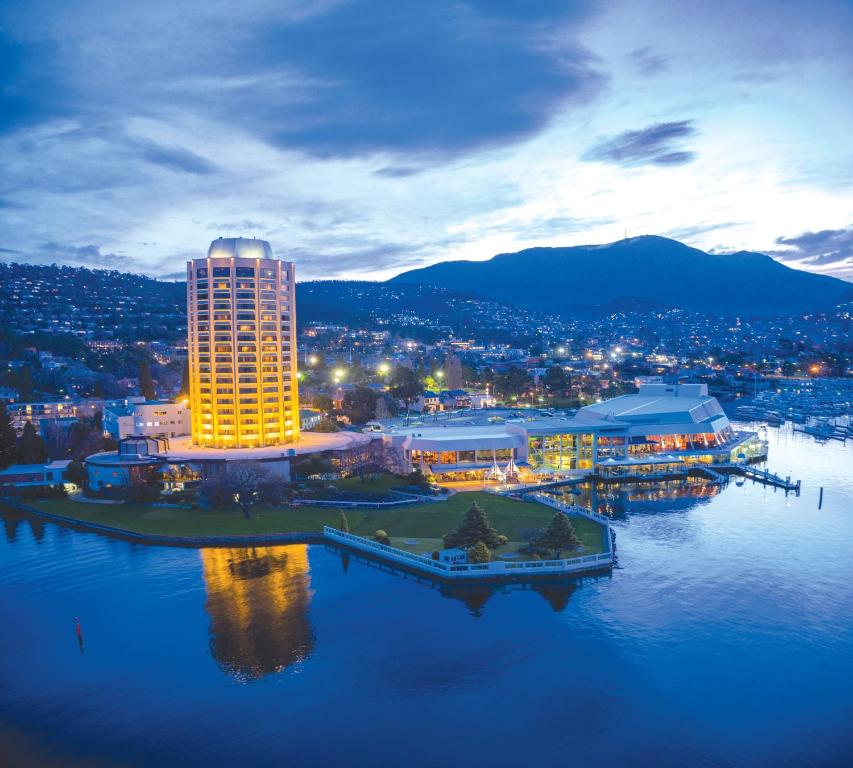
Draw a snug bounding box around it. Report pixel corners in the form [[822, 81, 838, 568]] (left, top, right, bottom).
[[533, 514, 581, 558], [0, 402, 16, 469], [138, 360, 156, 401], [443, 502, 506, 550], [17, 421, 48, 464]]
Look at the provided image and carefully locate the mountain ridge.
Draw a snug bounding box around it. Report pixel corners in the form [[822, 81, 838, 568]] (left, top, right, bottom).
[[388, 235, 852, 315]]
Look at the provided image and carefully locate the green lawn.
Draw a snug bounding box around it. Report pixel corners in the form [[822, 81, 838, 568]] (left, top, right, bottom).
[[19, 491, 606, 555], [320, 473, 416, 497]]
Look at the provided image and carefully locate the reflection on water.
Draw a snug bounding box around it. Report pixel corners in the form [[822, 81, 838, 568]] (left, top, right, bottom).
[[201, 545, 314, 681], [560, 479, 722, 518]]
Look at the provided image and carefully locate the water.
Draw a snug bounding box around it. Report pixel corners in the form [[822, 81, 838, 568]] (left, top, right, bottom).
[[1, 427, 852, 767]]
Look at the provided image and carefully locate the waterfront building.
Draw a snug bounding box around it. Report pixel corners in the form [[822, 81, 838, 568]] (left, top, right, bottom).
[[187, 238, 299, 449], [377, 384, 766, 482]]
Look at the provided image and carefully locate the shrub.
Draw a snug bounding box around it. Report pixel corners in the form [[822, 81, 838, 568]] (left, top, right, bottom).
[[467, 541, 492, 564], [374, 529, 391, 545]]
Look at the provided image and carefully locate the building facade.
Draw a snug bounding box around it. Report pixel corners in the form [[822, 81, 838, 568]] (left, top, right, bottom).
[[378, 384, 767, 482], [104, 400, 190, 440], [187, 238, 299, 448]]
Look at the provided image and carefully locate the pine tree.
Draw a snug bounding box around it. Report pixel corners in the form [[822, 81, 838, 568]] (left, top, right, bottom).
[[17, 420, 48, 464], [534, 514, 581, 558], [138, 360, 156, 401], [0, 402, 16, 469], [443, 502, 506, 550]]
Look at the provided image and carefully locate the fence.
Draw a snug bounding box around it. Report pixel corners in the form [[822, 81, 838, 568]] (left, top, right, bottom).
[[323, 526, 613, 580]]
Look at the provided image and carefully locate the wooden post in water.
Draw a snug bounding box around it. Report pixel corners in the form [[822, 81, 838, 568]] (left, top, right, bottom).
[[818, 487, 823, 509]]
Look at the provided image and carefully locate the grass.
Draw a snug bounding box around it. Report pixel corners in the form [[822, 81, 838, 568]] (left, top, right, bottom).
[[317, 473, 416, 497], [19, 491, 606, 555]]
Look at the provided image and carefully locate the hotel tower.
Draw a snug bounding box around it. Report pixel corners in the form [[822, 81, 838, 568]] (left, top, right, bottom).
[[187, 238, 299, 448]]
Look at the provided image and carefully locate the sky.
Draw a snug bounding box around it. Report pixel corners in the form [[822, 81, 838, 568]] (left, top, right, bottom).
[[0, 0, 851, 282]]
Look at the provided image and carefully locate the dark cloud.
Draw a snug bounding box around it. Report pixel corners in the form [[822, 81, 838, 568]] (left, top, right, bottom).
[[131, 139, 216, 175], [628, 46, 668, 77], [373, 166, 424, 178], [772, 227, 853, 267], [0, 1, 606, 159], [0, 246, 23, 254], [583, 120, 697, 167]]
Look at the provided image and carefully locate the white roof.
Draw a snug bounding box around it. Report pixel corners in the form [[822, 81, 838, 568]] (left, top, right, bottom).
[[578, 384, 726, 427], [399, 425, 523, 452]]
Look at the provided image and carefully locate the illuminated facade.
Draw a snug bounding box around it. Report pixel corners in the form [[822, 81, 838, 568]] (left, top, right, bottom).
[[187, 238, 299, 448]]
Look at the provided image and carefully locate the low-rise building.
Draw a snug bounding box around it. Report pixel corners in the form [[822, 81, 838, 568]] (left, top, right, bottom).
[[103, 400, 190, 440], [0, 460, 72, 488]]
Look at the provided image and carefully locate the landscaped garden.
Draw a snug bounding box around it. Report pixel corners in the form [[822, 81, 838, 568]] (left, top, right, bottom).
[[18, 490, 606, 557]]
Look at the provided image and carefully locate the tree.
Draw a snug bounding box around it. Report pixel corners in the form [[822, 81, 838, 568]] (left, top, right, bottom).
[[138, 360, 156, 401], [374, 529, 391, 545], [17, 421, 48, 464], [443, 502, 506, 550], [533, 514, 581, 558], [66, 459, 86, 488], [339, 511, 350, 533], [177, 360, 190, 400], [313, 393, 334, 415], [0, 402, 16, 469], [389, 366, 422, 422], [374, 395, 398, 421], [467, 541, 492, 564], [543, 366, 570, 396], [443, 352, 464, 389], [342, 386, 379, 425], [493, 366, 531, 401], [222, 461, 277, 519]]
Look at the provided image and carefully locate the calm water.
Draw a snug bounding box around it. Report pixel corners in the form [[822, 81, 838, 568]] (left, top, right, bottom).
[[2, 427, 852, 768]]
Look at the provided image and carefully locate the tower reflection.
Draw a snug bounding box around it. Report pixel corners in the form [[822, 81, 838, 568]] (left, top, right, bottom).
[[201, 544, 314, 681]]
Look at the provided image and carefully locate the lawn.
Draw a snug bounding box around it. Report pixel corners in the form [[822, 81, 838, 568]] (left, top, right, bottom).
[[19, 491, 606, 555]]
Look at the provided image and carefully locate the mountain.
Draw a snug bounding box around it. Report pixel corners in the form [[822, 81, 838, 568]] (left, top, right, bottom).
[[389, 236, 853, 316]]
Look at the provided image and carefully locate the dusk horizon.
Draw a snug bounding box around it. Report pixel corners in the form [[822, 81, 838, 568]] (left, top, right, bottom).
[[1, 1, 851, 281]]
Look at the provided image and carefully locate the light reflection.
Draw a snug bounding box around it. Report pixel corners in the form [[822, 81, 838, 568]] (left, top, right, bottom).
[[201, 544, 314, 681]]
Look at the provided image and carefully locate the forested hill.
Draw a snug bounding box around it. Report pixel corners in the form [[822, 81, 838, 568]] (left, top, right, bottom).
[[390, 235, 853, 315]]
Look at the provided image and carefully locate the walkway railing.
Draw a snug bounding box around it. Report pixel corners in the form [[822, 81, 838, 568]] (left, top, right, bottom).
[[323, 527, 613, 579]]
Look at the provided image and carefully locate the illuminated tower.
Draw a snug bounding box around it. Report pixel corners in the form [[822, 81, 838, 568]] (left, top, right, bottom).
[[187, 238, 299, 448]]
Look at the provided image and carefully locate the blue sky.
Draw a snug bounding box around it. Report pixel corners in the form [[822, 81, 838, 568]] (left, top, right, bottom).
[[0, 0, 851, 281]]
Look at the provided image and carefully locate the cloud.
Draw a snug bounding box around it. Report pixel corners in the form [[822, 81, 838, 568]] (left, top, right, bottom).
[[771, 227, 853, 269], [582, 120, 697, 167], [373, 166, 424, 178], [131, 139, 216, 175], [0, 1, 607, 159], [628, 46, 668, 77]]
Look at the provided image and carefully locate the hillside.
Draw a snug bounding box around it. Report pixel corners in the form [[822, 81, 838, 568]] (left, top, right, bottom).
[[389, 236, 853, 316]]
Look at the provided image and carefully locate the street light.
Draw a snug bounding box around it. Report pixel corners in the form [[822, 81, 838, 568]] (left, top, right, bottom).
[[377, 362, 390, 375]]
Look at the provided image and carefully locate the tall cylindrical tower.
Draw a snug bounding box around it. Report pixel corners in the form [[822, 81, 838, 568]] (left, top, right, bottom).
[[187, 238, 299, 448]]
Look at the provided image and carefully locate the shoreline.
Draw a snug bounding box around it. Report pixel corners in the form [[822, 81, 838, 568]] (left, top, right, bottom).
[[0, 498, 325, 549]]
